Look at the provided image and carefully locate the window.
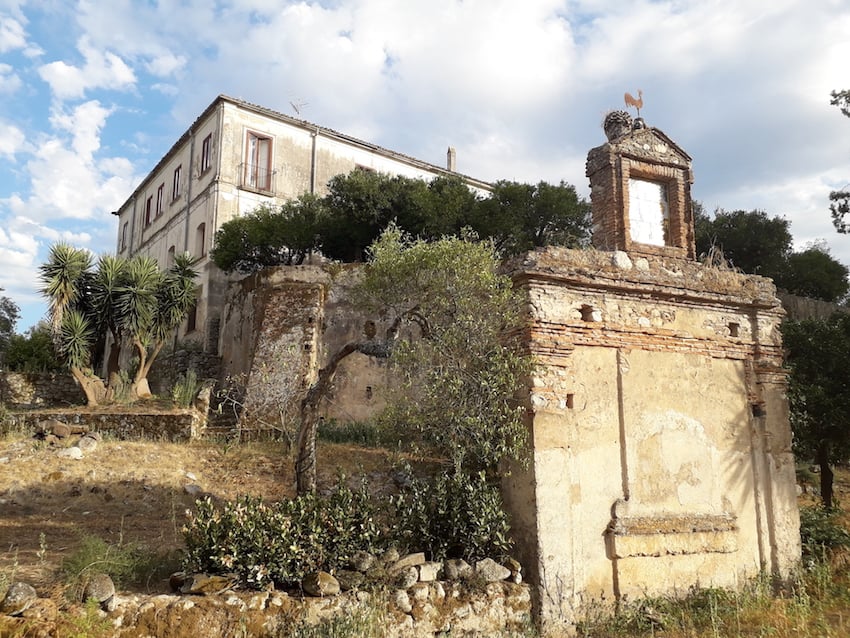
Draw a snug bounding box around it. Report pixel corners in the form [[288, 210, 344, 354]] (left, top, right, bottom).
[[628, 178, 669, 246], [195, 223, 206, 257], [172, 165, 182, 200], [121, 222, 129, 250], [244, 131, 272, 191], [144, 196, 153, 226], [200, 134, 213, 173], [156, 183, 165, 216]]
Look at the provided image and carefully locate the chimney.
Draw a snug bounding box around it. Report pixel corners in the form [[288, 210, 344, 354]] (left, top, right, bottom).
[[447, 146, 457, 172]]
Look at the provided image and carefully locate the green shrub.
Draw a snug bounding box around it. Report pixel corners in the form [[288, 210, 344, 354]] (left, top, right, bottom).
[[390, 469, 512, 562], [799, 505, 850, 558], [171, 369, 201, 408], [183, 477, 384, 588]]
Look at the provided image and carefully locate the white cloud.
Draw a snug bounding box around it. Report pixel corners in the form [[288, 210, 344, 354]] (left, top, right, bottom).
[[0, 14, 25, 52], [38, 36, 136, 100], [0, 120, 24, 157], [145, 52, 186, 77], [0, 62, 21, 93]]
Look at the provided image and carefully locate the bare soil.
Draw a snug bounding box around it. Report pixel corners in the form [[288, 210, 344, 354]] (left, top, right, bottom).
[[0, 424, 409, 596]]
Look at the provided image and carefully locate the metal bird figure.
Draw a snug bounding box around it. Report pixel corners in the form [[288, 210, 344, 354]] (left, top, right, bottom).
[[624, 90, 643, 116]]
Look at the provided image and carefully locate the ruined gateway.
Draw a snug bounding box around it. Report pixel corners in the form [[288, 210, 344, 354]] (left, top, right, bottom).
[[218, 113, 801, 630]]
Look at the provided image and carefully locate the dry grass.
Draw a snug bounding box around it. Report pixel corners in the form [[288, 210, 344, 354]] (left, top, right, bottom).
[[0, 427, 407, 594]]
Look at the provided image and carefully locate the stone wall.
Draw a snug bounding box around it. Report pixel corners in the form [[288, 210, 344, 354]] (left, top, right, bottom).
[[0, 372, 82, 408], [217, 265, 393, 437], [6, 409, 206, 441]]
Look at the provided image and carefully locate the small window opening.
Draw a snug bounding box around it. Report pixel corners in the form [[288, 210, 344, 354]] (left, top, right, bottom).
[[751, 403, 766, 418], [580, 305, 600, 322], [565, 393, 575, 409], [728, 322, 740, 337], [365, 386, 373, 400]]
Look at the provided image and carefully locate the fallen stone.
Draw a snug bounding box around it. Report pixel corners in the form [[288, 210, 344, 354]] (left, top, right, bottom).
[[179, 573, 236, 595], [184, 484, 204, 497], [0, 582, 37, 616], [77, 434, 99, 452], [395, 566, 419, 589], [380, 548, 400, 564], [393, 589, 412, 613], [302, 571, 340, 597], [475, 558, 511, 582], [505, 557, 523, 584], [56, 446, 83, 460], [335, 570, 365, 591], [418, 561, 443, 582], [83, 573, 115, 606], [349, 550, 376, 572], [389, 552, 425, 574], [444, 559, 473, 581]]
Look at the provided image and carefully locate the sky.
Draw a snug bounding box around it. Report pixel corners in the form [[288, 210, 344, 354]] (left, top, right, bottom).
[[0, 0, 849, 332]]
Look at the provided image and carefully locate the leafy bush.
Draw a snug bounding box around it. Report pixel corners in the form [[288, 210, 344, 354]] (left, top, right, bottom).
[[799, 505, 850, 557], [390, 469, 512, 563], [183, 478, 384, 588]]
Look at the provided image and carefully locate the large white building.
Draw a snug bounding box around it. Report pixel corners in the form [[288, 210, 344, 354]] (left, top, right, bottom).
[[114, 94, 489, 353]]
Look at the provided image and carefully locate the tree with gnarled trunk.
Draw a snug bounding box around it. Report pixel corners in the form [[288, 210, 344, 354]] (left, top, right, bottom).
[[39, 243, 198, 406], [294, 226, 531, 494]]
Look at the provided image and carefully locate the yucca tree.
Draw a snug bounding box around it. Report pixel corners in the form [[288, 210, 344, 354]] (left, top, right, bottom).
[[39, 244, 198, 405]]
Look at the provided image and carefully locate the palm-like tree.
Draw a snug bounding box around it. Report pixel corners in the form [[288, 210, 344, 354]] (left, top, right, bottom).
[[39, 244, 198, 405]]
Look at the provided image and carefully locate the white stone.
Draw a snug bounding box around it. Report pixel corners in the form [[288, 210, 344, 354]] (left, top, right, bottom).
[[612, 251, 633, 270], [57, 446, 83, 460]]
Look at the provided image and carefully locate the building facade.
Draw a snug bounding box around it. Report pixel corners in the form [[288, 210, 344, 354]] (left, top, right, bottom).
[[114, 94, 489, 353]]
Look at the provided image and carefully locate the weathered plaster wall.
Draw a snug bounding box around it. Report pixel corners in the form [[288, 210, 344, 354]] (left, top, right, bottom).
[[504, 246, 800, 631]]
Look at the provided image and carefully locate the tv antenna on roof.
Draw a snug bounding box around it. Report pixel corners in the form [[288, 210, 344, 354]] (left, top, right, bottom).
[[290, 99, 309, 116]]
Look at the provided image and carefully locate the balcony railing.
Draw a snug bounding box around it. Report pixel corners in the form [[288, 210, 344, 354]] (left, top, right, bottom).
[[239, 163, 274, 194]]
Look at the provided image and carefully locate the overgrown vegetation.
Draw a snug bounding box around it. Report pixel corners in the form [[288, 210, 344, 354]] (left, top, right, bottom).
[[60, 534, 179, 599], [183, 477, 384, 588]]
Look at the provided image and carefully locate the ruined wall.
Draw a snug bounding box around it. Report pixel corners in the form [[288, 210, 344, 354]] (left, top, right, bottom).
[[0, 373, 83, 408], [218, 265, 392, 437], [503, 246, 800, 631]]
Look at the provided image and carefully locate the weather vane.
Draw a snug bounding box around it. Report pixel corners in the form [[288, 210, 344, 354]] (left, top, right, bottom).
[[624, 89, 643, 117]]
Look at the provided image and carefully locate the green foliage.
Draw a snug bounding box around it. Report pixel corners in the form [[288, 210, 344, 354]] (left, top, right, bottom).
[[38, 243, 198, 403], [695, 208, 793, 279], [211, 196, 322, 273], [390, 469, 513, 563], [317, 419, 404, 448], [696, 208, 849, 301], [211, 168, 589, 273], [471, 179, 591, 255], [799, 506, 850, 558], [781, 245, 849, 302], [0, 291, 19, 367], [4, 321, 61, 372], [784, 315, 850, 461], [171, 369, 201, 408], [182, 477, 384, 588], [361, 228, 531, 474]]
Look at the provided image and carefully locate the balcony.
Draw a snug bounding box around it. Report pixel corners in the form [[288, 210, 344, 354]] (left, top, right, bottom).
[[239, 163, 275, 194]]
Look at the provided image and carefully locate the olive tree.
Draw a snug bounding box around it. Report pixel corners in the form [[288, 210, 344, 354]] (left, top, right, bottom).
[[294, 226, 531, 493]]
